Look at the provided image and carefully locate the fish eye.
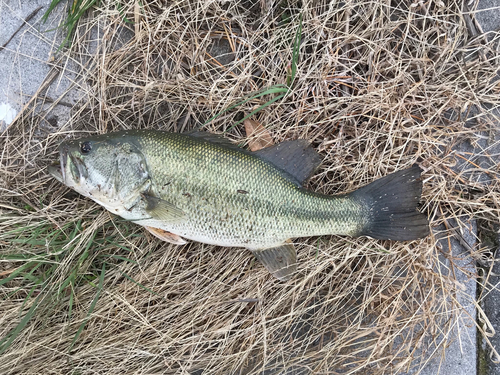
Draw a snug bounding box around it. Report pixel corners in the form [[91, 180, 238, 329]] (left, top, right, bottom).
[[80, 141, 92, 154]]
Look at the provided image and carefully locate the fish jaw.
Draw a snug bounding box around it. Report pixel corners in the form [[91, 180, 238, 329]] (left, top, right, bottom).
[[48, 144, 69, 184], [48, 162, 63, 183], [48, 144, 81, 191]]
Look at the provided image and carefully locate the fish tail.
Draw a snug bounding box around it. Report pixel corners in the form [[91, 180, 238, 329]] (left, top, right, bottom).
[[352, 165, 429, 241]]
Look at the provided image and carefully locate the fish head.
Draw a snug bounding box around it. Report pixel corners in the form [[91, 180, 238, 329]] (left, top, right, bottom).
[[49, 134, 150, 210]]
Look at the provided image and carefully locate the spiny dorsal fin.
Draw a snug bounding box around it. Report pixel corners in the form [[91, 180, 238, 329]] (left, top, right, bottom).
[[254, 140, 322, 186], [187, 130, 241, 150], [251, 241, 297, 281], [142, 194, 186, 222]]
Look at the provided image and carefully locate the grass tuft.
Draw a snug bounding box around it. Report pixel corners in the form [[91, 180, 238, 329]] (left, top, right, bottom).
[[43, 0, 99, 50], [1, 0, 499, 373]]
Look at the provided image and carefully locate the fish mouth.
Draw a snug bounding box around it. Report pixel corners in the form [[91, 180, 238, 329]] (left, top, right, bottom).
[[49, 145, 88, 185], [48, 146, 67, 183], [48, 162, 63, 183], [69, 153, 88, 182]]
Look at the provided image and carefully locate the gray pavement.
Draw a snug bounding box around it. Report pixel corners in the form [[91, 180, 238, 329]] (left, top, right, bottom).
[[0, 0, 79, 132], [403, 220, 478, 375], [476, 0, 500, 35], [469, 109, 500, 375], [0, 1, 499, 374], [480, 244, 500, 375]]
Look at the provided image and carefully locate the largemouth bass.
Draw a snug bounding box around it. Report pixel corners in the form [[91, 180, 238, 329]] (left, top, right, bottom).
[[49, 130, 429, 280]]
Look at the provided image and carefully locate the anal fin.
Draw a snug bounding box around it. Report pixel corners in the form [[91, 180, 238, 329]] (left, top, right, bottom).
[[251, 241, 297, 281], [145, 226, 187, 245]]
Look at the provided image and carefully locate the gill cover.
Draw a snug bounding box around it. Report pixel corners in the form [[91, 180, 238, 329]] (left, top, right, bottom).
[[56, 135, 151, 209]]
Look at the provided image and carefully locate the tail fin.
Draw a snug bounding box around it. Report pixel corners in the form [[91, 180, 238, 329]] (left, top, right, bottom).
[[352, 166, 429, 241]]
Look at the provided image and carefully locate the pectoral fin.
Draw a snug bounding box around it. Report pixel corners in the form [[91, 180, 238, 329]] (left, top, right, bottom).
[[142, 194, 186, 222], [145, 226, 187, 245], [251, 241, 297, 281]]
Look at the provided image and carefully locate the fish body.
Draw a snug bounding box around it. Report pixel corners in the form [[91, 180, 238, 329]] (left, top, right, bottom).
[[49, 130, 429, 280]]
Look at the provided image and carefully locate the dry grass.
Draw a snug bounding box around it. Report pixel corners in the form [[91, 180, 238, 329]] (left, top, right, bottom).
[[1, 0, 500, 374]]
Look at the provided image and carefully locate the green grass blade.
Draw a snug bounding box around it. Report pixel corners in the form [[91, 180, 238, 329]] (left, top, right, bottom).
[[58, 269, 78, 294], [105, 255, 137, 264], [226, 93, 286, 132], [0, 294, 43, 355], [68, 281, 75, 319], [202, 16, 302, 130], [69, 263, 106, 351], [121, 272, 160, 297], [0, 263, 34, 286], [43, 0, 100, 51], [16, 262, 43, 283], [288, 13, 303, 87], [41, 0, 64, 23], [202, 85, 288, 127], [0, 253, 36, 260], [66, 0, 98, 32], [19, 284, 41, 313]]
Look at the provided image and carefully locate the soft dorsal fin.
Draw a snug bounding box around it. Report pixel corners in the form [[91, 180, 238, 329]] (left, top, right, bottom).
[[251, 241, 297, 281], [254, 140, 322, 185]]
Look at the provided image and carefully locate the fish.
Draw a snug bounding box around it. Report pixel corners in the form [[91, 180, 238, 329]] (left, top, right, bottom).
[[48, 129, 429, 280]]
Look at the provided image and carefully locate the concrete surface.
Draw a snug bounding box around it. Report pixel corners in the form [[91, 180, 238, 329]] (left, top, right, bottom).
[[476, 0, 500, 35], [481, 239, 500, 375], [457, 104, 500, 375], [470, 115, 500, 375], [403, 219, 478, 375], [0, 0, 79, 132]]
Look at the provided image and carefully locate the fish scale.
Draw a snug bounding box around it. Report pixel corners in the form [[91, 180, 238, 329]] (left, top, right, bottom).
[[137, 131, 365, 249]]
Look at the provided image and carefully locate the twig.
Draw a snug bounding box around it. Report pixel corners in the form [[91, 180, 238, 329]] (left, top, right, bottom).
[[7, 65, 61, 127], [462, 1, 488, 62], [0, 6, 43, 51]]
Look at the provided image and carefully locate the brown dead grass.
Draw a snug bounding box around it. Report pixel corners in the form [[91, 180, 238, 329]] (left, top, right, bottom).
[[1, 0, 500, 374]]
